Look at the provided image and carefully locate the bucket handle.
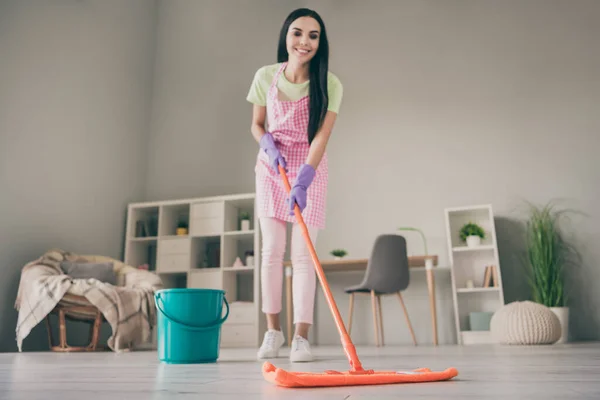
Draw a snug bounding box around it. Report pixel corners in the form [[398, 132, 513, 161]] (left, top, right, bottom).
[[154, 293, 229, 331]]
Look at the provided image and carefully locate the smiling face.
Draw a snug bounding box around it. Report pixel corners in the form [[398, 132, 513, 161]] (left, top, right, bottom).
[[286, 16, 321, 64]]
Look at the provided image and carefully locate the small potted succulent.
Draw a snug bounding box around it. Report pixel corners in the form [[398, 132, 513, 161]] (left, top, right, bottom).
[[459, 222, 485, 247], [176, 220, 188, 236], [330, 249, 348, 260], [239, 211, 251, 231]]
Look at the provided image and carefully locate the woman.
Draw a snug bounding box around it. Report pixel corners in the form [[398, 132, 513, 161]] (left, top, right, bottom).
[[246, 8, 343, 362]]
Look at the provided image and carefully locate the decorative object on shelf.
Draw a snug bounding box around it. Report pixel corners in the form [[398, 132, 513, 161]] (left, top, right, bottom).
[[469, 311, 494, 331], [135, 221, 147, 237], [244, 250, 254, 267], [232, 257, 244, 268], [330, 249, 347, 260], [523, 200, 579, 344], [459, 222, 485, 247], [482, 265, 499, 287], [490, 301, 561, 345], [201, 242, 220, 268], [176, 221, 188, 236], [465, 279, 474, 289], [239, 211, 251, 231], [135, 215, 158, 237]]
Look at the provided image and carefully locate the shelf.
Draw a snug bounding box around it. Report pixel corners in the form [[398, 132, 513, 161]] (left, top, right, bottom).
[[125, 192, 260, 349], [460, 330, 494, 345], [223, 266, 255, 273], [457, 287, 501, 293], [445, 204, 505, 345], [224, 199, 255, 232], [129, 205, 159, 238], [159, 203, 190, 237], [223, 232, 255, 269], [129, 236, 157, 242], [446, 205, 495, 249], [126, 239, 157, 271], [224, 230, 255, 236], [191, 236, 221, 269], [452, 244, 495, 252]]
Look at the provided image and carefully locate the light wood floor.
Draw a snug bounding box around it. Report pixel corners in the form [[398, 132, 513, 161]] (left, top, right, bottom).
[[1, 343, 599, 399]]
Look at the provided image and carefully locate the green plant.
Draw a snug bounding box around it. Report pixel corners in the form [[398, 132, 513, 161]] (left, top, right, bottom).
[[524, 201, 577, 308], [239, 211, 251, 220], [459, 222, 485, 242], [177, 220, 188, 229], [397, 227, 428, 255], [330, 249, 347, 258]]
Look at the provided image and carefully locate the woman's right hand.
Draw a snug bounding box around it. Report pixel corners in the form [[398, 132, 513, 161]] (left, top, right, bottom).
[[259, 132, 287, 174]]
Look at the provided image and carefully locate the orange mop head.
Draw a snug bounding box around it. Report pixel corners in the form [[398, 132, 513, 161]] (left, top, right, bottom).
[[261, 166, 459, 388]]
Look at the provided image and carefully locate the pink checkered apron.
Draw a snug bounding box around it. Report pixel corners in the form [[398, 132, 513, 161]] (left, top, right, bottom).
[[255, 62, 328, 229]]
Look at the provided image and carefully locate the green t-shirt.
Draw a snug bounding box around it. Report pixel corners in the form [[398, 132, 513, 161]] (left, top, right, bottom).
[[246, 63, 343, 114]]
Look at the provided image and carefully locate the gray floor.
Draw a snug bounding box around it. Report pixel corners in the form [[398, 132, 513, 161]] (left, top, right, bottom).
[[1, 343, 599, 399]]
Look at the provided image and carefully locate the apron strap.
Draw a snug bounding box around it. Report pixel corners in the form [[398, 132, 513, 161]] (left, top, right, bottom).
[[269, 62, 288, 92]]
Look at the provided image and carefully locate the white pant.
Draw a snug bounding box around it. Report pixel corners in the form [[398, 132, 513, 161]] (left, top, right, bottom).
[[259, 217, 319, 325]]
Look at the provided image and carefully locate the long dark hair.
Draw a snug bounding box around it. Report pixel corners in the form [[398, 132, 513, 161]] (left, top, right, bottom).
[[277, 8, 329, 145]]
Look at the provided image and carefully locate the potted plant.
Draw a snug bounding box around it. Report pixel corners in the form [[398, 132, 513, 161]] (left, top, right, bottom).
[[330, 249, 347, 260], [176, 220, 188, 236], [239, 211, 251, 231], [459, 222, 485, 247], [523, 201, 578, 343]]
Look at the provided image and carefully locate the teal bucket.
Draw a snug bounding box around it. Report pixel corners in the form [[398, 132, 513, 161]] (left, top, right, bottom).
[[154, 288, 229, 364]]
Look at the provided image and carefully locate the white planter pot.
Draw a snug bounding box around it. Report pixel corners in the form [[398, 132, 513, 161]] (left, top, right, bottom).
[[550, 307, 569, 343], [466, 235, 481, 247], [241, 220, 250, 231], [334, 256, 341, 260]]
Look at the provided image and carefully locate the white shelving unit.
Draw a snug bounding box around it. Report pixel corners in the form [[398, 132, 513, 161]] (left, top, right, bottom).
[[123, 193, 264, 348], [444, 204, 505, 345]]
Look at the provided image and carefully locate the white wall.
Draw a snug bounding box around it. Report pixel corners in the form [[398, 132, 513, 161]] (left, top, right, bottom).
[[145, 0, 600, 345], [0, 0, 157, 351], [145, 0, 299, 200]]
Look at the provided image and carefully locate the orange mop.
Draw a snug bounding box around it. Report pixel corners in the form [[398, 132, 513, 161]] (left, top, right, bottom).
[[261, 165, 459, 388]]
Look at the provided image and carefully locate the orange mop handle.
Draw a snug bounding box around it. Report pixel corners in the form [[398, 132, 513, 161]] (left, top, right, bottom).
[[278, 165, 364, 373]]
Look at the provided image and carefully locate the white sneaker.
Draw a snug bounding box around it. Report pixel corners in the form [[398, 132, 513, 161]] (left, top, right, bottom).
[[290, 335, 313, 362], [257, 329, 285, 359]]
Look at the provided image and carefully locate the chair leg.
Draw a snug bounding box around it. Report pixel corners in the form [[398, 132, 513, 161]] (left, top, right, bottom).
[[396, 292, 417, 346], [377, 295, 384, 346], [45, 315, 54, 349], [87, 311, 102, 350], [347, 293, 354, 335], [48, 307, 107, 352], [370, 290, 380, 347], [58, 308, 67, 349]]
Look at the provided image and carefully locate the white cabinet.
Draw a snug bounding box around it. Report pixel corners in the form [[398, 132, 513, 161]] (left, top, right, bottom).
[[444, 204, 505, 345], [124, 193, 263, 348]]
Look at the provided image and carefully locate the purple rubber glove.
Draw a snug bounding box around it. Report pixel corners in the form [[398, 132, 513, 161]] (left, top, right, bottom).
[[289, 163, 316, 215], [259, 132, 286, 174]]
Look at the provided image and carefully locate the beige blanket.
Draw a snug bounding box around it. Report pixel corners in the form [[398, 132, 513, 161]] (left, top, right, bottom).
[[14, 249, 163, 352]]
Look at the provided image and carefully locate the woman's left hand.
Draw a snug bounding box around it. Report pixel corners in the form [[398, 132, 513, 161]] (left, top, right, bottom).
[[288, 164, 316, 215]]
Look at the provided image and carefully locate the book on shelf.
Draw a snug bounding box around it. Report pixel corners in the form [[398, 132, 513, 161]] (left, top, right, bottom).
[[482, 265, 499, 287]]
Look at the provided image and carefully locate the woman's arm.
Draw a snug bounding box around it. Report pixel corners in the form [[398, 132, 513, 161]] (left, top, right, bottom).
[[305, 110, 338, 169], [250, 104, 267, 144]]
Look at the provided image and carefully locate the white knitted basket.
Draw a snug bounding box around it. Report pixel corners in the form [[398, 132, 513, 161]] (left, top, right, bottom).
[[490, 301, 561, 345]]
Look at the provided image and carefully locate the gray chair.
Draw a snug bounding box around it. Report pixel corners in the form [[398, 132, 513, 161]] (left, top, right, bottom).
[[344, 234, 417, 346]]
